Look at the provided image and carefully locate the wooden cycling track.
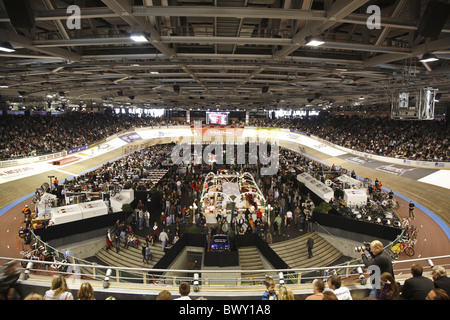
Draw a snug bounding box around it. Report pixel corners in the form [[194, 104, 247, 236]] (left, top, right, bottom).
[[0, 137, 449, 271]]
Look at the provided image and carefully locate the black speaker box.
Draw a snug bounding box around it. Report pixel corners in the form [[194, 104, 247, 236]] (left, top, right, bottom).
[[2, 0, 35, 30], [417, 0, 450, 38]]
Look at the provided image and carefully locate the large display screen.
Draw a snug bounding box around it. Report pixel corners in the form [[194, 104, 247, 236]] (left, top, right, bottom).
[[206, 112, 229, 125]]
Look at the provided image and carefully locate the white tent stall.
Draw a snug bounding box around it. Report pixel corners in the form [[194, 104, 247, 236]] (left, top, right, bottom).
[[79, 200, 108, 219], [343, 189, 367, 207]]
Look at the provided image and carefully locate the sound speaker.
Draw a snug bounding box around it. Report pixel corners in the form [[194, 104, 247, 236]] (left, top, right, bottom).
[[417, 0, 450, 38], [262, 86, 269, 93], [173, 85, 180, 92], [2, 0, 35, 31]]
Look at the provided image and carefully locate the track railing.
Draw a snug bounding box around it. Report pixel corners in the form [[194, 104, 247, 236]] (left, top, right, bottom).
[[3, 255, 449, 291]]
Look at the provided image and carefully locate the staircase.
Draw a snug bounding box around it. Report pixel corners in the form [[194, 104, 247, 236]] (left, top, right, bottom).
[[95, 235, 166, 270], [238, 246, 266, 280], [270, 232, 342, 269]]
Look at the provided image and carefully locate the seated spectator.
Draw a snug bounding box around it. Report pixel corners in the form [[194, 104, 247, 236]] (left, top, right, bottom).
[[44, 275, 74, 300], [327, 275, 353, 300], [322, 291, 338, 300], [157, 290, 173, 300], [175, 282, 191, 300], [262, 277, 277, 300], [432, 266, 450, 296], [278, 285, 294, 300], [426, 288, 450, 300], [305, 279, 325, 300], [378, 272, 400, 300], [401, 263, 435, 300], [77, 282, 95, 300]]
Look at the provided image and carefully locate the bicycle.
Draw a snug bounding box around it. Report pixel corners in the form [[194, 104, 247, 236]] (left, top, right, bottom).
[[389, 239, 416, 260], [19, 248, 41, 268]]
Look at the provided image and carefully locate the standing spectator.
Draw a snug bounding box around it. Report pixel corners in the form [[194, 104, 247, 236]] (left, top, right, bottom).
[[44, 275, 74, 300], [327, 275, 353, 300], [401, 264, 435, 300], [306, 210, 314, 232], [145, 244, 152, 264], [409, 201, 415, 220], [142, 245, 148, 264], [360, 240, 394, 299], [77, 282, 95, 300], [138, 209, 144, 230], [282, 214, 290, 238], [22, 205, 31, 219], [273, 213, 282, 236], [114, 233, 120, 253], [105, 228, 112, 251], [307, 236, 314, 259], [432, 266, 450, 296], [153, 221, 159, 239], [144, 210, 150, 229], [159, 228, 169, 253], [305, 279, 325, 300]]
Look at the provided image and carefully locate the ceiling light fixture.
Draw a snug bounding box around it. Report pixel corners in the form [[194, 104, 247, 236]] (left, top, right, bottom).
[[305, 36, 325, 47], [130, 32, 149, 43], [0, 42, 15, 53], [420, 53, 439, 63]]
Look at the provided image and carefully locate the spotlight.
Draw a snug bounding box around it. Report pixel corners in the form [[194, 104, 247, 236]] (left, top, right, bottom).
[[279, 272, 285, 285], [104, 268, 112, 289], [193, 273, 200, 292], [356, 267, 366, 285], [0, 42, 15, 53], [22, 261, 34, 280], [305, 36, 325, 47], [420, 53, 439, 63], [130, 32, 149, 43]]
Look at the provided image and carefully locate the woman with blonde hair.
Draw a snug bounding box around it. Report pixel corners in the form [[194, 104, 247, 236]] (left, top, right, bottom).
[[77, 282, 95, 300], [44, 275, 74, 300], [278, 285, 295, 300]]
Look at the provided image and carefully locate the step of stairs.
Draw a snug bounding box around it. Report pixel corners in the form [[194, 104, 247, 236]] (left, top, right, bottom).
[[95, 235, 166, 270], [270, 232, 342, 269], [238, 246, 266, 279]]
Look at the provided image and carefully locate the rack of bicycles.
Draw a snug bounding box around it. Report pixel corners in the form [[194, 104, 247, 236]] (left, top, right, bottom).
[[389, 219, 418, 260]]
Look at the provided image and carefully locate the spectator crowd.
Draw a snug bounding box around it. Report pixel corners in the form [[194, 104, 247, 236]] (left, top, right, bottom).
[[0, 112, 448, 161]]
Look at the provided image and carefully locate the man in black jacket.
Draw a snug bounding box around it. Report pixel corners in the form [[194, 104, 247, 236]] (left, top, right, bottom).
[[401, 263, 434, 300], [361, 240, 394, 277], [307, 236, 314, 258], [361, 240, 394, 298]]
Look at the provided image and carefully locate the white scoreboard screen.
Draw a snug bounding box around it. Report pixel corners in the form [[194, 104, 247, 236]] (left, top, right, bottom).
[[206, 112, 229, 125]]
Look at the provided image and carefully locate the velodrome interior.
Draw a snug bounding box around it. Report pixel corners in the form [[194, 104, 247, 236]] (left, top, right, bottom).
[[0, 0, 449, 301]]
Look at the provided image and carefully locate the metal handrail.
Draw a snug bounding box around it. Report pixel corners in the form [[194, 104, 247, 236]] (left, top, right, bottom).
[[4, 254, 450, 289]]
